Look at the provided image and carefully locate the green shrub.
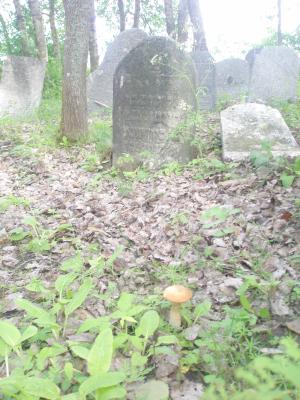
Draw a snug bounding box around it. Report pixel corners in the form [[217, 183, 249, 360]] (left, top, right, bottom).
[[203, 337, 300, 400]]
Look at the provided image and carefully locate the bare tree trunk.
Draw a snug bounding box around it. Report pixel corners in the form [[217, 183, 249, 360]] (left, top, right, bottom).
[[89, 0, 99, 72], [49, 0, 61, 60], [187, 0, 207, 51], [177, 0, 189, 43], [13, 0, 30, 56], [277, 0, 282, 45], [61, 0, 91, 140], [28, 0, 48, 61], [133, 0, 141, 28], [118, 0, 126, 32], [0, 14, 12, 54], [163, 0, 176, 38]]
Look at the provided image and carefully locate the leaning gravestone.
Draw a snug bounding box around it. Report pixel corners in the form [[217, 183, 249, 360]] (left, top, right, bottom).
[[216, 58, 249, 101], [247, 46, 300, 103], [221, 103, 300, 161], [0, 56, 46, 117], [192, 50, 216, 110], [87, 28, 148, 113], [113, 37, 197, 168]]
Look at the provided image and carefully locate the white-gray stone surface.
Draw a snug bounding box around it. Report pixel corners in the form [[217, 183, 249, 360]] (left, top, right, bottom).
[[113, 36, 197, 168], [0, 56, 46, 117], [248, 46, 300, 104], [87, 28, 148, 113], [216, 58, 249, 101], [221, 103, 300, 161]]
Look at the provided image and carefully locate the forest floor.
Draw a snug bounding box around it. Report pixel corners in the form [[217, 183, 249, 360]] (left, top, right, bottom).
[[0, 109, 300, 399]]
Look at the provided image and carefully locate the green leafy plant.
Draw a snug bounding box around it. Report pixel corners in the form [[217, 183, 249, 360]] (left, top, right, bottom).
[[203, 337, 300, 400], [9, 214, 73, 253], [280, 157, 300, 188], [0, 195, 30, 213], [200, 206, 240, 229]]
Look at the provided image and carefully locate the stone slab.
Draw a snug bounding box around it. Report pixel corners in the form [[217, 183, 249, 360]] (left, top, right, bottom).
[[113, 36, 197, 169], [87, 28, 148, 112], [247, 46, 300, 104], [0, 56, 46, 117], [221, 103, 300, 161], [216, 58, 249, 101]]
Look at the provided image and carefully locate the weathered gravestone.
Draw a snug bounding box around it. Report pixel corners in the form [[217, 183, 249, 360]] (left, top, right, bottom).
[[0, 56, 46, 117], [216, 58, 249, 101], [247, 46, 300, 103], [87, 28, 148, 113], [192, 50, 216, 110], [221, 103, 300, 161], [113, 37, 197, 168]]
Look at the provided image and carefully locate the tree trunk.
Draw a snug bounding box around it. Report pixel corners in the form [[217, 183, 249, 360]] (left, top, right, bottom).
[[277, 0, 282, 45], [61, 0, 91, 140], [118, 0, 126, 32], [0, 14, 12, 54], [177, 0, 189, 43], [13, 0, 30, 56], [187, 0, 207, 51], [163, 0, 176, 38], [133, 0, 141, 28], [48, 0, 61, 60], [89, 0, 99, 72], [28, 0, 48, 61]]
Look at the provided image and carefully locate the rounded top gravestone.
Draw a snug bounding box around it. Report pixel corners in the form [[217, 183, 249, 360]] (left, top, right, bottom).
[[112, 36, 197, 169], [247, 46, 300, 104], [87, 28, 148, 112], [216, 58, 249, 101]]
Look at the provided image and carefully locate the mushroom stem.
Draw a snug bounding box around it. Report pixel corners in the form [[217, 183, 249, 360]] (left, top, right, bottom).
[[169, 303, 182, 328]]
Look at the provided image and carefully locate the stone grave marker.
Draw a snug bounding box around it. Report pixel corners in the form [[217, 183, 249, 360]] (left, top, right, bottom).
[[0, 56, 46, 117], [192, 50, 216, 110], [248, 46, 300, 103], [113, 36, 197, 168], [87, 28, 148, 113], [216, 58, 249, 101], [221, 103, 300, 161]]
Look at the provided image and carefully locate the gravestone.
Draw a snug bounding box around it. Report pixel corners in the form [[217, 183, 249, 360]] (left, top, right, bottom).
[[221, 103, 300, 161], [247, 46, 300, 103], [245, 47, 262, 68], [113, 37, 197, 168], [87, 28, 148, 113], [192, 50, 216, 110], [0, 56, 46, 117], [216, 58, 249, 101]]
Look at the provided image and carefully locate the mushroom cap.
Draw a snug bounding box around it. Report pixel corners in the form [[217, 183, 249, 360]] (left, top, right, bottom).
[[163, 285, 193, 304]]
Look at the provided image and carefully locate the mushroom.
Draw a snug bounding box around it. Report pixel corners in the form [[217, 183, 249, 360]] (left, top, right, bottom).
[[163, 285, 193, 328]]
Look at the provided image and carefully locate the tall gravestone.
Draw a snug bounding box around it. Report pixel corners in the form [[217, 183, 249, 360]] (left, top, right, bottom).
[[221, 103, 300, 161], [113, 37, 197, 168], [247, 46, 300, 103], [216, 58, 249, 101], [0, 56, 46, 117], [192, 50, 216, 110], [87, 28, 148, 113]]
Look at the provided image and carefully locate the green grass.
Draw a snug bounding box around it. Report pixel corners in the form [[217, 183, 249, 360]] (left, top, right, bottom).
[[0, 98, 113, 161]]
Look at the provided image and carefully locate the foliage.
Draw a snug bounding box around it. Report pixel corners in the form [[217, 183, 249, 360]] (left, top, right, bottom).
[[260, 25, 300, 51], [0, 252, 163, 399], [202, 337, 300, 400], [43, 58, 63, 100], [1, 263, 299, 399], [272, 97, 300, 143], [97, 0, 166, 36]]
